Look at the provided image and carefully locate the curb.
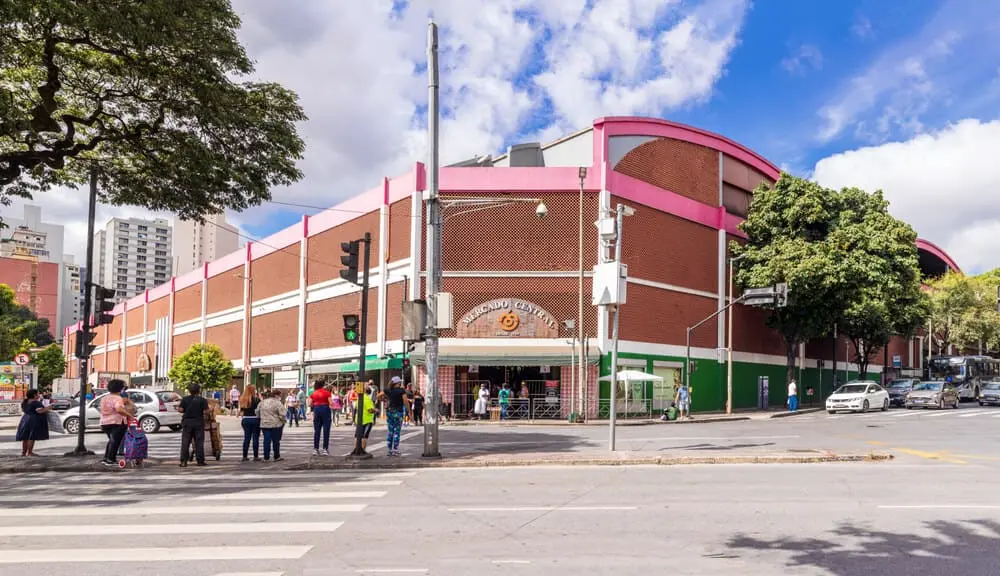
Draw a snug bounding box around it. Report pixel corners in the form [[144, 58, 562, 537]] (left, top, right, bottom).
[[0, 451, 893, 474], [443, 416, 752, 427], [768, 408, 824, 419]]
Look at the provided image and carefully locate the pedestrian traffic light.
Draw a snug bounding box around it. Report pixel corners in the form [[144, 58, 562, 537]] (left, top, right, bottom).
[[340, 240, 360, 285], [75, 329, 97, 359], [93, 285, 116, 326], [401, 357, 410, 370], [343, 314, 360, 344]]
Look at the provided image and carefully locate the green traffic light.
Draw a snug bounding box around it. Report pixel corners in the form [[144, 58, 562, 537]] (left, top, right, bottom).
[[345, 329, 358, 341]]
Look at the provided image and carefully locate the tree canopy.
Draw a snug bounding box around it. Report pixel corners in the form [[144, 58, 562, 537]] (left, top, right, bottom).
[[734, 174, 929, 381], [0, 283, 54, 361], [32, 343, 66, 388], [0, 0, 306, 217], [168, 343, 236, 391], [926, 271, 1000, 355]]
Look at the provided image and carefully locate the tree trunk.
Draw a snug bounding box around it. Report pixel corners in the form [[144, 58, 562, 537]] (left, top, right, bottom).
[[785, 340, 797, 388]]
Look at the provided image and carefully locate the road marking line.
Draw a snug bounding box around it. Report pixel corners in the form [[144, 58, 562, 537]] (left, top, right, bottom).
[[959, 412, 991, 418], [0, 522, 343, 537], [888, 412, 922, 417], [356, 570, 429, 574], [0, 546, 312, 564], [625, 435, 799, 442], [213, 572, 285, 576], [197, 491, 386, 501], [879, 505, 1000, 510], [368, 430, 422, 453], [0, 504, 366, 518], [926, 412, 953, 417], [493, 560, 531, 564], [448, 506, 637, 512]]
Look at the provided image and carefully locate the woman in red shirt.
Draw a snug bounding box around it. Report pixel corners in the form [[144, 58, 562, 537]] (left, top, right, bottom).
[[308, 380, 334, 456]]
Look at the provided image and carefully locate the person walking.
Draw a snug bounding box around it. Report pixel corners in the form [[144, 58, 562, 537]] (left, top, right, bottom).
[[257, 390, 286, 461], [239, 385, 262, 462], [296, 386, 308, 422], [285, 390, 301, 427], [787, 379, 798, 412], [499, 383, 512, 420], [16, 389, 52, 457], [309, 380, 333, 456], [674, 384, 692, 420], [178, 383, 209, 467], [228, 385, 240, 416], [412, 389, 424, 426], [99, 379, 131, 467], [384, 377, 409, 456], [331, 389, 343, 427], [474, 383, 490, 420]]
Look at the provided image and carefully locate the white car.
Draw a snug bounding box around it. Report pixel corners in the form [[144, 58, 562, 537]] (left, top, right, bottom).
[[61, 389, 183, 434], [826, 381, 890, 414]]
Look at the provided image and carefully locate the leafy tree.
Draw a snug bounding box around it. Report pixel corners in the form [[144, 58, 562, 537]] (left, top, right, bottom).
[[733, 174, 845, 384], [33, 343, 66, 388], [0, 0, 305, 217], [925, 272, 977, 354], [168, 343, 236, 392], [830, 187, 928, 378], [0, 283, 53, 360]]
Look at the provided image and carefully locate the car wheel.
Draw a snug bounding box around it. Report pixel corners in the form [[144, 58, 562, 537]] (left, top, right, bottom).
[[882, 398, 889, 411], [979, 401, 985, 406], [168, 425, 182, 432], [827, 410, 836, 414], [862, 400, 870, 413], [139, 416, 160, 434], [63, 417, 79, 435], [938, 399, 946, 410]]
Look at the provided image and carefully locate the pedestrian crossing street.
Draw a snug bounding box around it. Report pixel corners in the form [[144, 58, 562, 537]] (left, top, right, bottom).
[[800, 406, 1000, 423], [0, 469, 417, 575]]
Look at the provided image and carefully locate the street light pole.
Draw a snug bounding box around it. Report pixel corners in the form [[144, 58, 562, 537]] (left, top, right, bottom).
[[68, 167, 98, 457], [578, 167, 586, 422], [726, 253, 746, 415], [423, 20, 442, 458], [608, 203, 630, 451]]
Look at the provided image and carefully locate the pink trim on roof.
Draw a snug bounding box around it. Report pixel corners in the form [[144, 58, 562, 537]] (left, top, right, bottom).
[[439, 166, 601, 193], [174, 268, 202, 291], [147, 282, 171, 301], [251, 221, 302, 260], [916, 238, 961, 273], [609, 171, 722, 230], [125, 298, 143, 311], [596, 116, 781, 180], [206, 248, 245, 276]]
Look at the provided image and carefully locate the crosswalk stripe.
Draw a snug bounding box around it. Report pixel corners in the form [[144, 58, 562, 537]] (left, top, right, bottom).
[[0, 522, 343, 537], [196, 491, 386, 501], [0, 546, 312, 564], [958, 411, 991, 418], [888, 412, 922, 417], [0, 503, 366, 518], [926, 412, 953, 417], [213, 573, 286, 576]]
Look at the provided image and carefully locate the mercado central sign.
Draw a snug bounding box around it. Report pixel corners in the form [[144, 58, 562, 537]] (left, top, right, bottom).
[[457, 298, 559, 338]]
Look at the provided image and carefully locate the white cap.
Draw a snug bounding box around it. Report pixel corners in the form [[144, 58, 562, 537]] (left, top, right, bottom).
[[391, 376, 402, 384]]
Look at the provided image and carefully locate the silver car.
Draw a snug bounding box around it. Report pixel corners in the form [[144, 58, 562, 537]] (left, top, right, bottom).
[[979, 382, 1000, 406], [61, 389, 183, 434], [905, 381, 960, 410]]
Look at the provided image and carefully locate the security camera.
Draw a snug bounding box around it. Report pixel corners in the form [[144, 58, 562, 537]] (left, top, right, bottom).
[[535, 201, 548, 219]]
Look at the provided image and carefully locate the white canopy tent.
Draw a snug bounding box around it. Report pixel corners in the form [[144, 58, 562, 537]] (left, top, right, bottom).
[[598, 370, 664, 412]]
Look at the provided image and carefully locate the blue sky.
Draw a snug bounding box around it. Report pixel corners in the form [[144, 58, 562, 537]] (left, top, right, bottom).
[[21, 0, 1000, 274]]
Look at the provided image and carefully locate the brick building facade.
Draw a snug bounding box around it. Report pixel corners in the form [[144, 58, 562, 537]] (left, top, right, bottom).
[[64, 117, 961, 416]]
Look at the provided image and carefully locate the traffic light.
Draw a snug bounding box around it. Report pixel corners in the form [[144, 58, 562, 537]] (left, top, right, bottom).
[[75, 329, 97, 359], [93, 285, 116, 326], [774, 282, 788, 308], [340, 240, 360, 285], [343, 314, 360, 344], [401, 357, 410, 370]]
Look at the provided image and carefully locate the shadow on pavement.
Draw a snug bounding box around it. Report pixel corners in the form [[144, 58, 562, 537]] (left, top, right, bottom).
[[403, 428, 592, 456], [728, 520, 1000, 576], [665, 442, 777, 452]]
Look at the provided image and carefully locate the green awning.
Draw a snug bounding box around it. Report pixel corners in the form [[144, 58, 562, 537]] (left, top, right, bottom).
[[309, 356, 404, 374]]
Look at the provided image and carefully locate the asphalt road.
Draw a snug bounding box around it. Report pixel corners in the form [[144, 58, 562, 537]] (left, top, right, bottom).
[[3, 403, 1000, 466], [1, 458, 997, 575]]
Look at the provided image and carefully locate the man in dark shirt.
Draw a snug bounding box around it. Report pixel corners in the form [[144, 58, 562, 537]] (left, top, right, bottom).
[[384, 377, 410, 456], [178, 383, 209, 467]]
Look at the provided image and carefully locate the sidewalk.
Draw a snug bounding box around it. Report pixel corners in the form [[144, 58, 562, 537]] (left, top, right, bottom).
[[441, 407, 823, 427]]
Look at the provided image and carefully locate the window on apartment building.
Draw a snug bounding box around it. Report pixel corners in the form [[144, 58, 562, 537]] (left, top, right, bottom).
[[117, 275, 128, 282], [117, 267, 127, 274], [137, 232, 147, 239], [118, 222, 129, 229], [155, 250, 166, 256], [138, 240, 147, 246], [117, 282, 127, 290], [137, 263, 146, 270], [137, 255, 146, 262], [156, 242, 165, 249], [157, 235, 167, 242], [137, 225, 147, 231], [118, 260, 127, 267], [154, 265, 166, 271], [156, 228, 167, 234], [155, 257, 166, 264], [136, 248, 146, 254]]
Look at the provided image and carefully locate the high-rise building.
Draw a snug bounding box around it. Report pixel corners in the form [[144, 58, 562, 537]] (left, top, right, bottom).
[[0, 204, 75, 337], [64, 258, 81, 326], [172, 213, 240, 276], [94, 217, 173, 299]]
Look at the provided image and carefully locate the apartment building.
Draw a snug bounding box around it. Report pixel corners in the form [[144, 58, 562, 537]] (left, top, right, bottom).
[[172, 213, 240, 276], [95, 217, 173, 299]]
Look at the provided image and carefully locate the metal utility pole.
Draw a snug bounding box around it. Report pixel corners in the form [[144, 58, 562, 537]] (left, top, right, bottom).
[[725, 253, 745, 415], [423, 20, 442, 458], [69, 168, 98, 456], [351, 233, 372, 457], [578, 167, 586, 422], [608, 205, 625, 451]]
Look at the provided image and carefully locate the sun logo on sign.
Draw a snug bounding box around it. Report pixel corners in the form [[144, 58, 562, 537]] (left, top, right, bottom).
[[498, 310, 520, 332]]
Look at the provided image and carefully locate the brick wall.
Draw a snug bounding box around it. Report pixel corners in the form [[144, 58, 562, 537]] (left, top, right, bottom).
[[304, 288, 378, 351], [107, 350, 121, 371], [251, 308, 298, 357], [385, 282, 405, 341], [441, 192, 599, 271], [731, 304, 787, 357], [205, 323, 242, 364], [619, 284, 718, 347], [174, 284, 202, 323], [252, 245, 300, 300], [614, 137, 719, 206], [206, 271, 242, 313], [307, 213, 381, 286], [388, 198, 411, 263], [172, 331, 201, 361], [124, 345, 140, 372], [147, 297, 169, 326], [614, 196, 718, 293], [126, 307, 143, 337]]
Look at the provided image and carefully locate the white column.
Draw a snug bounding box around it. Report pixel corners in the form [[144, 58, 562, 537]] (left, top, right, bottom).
[[597, 162, 611, 350], [409, 172, 423, 301], [297, 216, 308, 368], [717, 229, 726, 362], [200, 264, 208, 344], [120, 305, 127, 372], [377, 185, 389, 356]]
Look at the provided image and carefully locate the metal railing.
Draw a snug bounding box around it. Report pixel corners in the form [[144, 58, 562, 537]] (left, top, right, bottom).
[[597, 398, 661, 420]]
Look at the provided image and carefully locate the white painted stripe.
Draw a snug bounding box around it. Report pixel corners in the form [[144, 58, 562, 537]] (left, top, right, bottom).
[[0, 546, 312, 564], [197, 491, 386, 501], [493, 560, 531, 564], [826, 415, 844, 419], [213, 573, 285, 576], [927, 412, 953, 417], [625, 435, 800, 442], [879, 505, 1000, 510], [448, 506, 637, 512], [992, 414, 1000, 418], [888, 412, 923, 417], [0, 504, 366, 518], [0, 522, 343, 537], [959, 411, 991, 418], [54, 479, 405, 496], [356, 570, 429, 574]]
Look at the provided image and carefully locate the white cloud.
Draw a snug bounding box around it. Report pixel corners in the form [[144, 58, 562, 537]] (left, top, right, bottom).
[[850, 16, 874, 40], [817, 0, 1000, 143], [781, 44, 823, 75], [812, 118, 1000, 274], [4, 0, 751, 263]]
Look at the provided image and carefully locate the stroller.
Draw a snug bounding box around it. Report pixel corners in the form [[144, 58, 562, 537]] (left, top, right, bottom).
[[118, 418, 149, 468]]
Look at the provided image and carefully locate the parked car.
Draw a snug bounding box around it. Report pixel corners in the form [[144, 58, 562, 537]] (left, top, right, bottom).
[[905, 381, 960, 410], [826, 381, 890, 413], [47, 394, 74, 412], [979, 381, 1000, 406], [886, 379, 919, 407], [60, 389, 182, 434]]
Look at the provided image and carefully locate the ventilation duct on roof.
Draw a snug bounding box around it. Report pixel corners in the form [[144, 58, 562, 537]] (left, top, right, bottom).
[[447, 154, 493, 167], [508, 143, 545, 167]]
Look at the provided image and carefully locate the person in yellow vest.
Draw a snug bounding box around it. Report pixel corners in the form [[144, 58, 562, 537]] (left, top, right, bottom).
[[355, 388, 376, 455]]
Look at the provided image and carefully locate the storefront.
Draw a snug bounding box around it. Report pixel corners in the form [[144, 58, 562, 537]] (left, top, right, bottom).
[[304, 355, 407, 392]]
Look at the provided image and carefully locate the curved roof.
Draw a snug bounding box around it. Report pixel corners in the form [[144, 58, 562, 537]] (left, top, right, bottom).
[[916, 238, 961, 275]]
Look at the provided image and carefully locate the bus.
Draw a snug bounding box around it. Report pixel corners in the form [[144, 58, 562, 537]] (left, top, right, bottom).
[[926, 355, 1000, 401]]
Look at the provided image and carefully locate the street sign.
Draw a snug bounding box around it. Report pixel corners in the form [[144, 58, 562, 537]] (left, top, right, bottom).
[[743, 296, 776, 306], [13, 353, 30, 366], [743, 286, 776, 297]]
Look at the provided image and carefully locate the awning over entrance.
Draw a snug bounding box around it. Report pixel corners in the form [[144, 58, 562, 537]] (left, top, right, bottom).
[[306, 356, 404, 375], [410, 339, 600, 367]]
